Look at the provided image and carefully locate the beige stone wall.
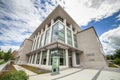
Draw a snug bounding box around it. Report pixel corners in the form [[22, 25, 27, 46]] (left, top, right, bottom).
[[77, 27, 108, 68], [17, 39, 33, 64]]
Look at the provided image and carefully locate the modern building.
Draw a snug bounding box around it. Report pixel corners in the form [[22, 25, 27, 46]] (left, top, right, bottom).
[[15, 5, 107, 70]]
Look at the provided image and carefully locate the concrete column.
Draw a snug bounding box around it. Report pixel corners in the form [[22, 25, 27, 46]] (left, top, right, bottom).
[[72, 51, 76, 66], [46, 49, 50, 65], [39, 51, 42, 65], [34, 53, 37, 64], [33, 36, 37, 50], [36, 33, 39, 49], [31, 38, 35, 51], [37, 32, 41, 49], [64, 19, 67, 44], [31, 54, 34, 64], [40, 29, 43, 47], [48, 19, 54, 43], [28, 55, 31, 63], [65, 49, 69, 67], [35, 34, 39, 50], [42, 25, 48, 46], [70, 25, 75, 47]]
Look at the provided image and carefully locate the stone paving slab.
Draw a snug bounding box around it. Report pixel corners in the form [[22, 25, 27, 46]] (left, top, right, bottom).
[[29, 68, 82, 80], [97, 71, 120, 80], [57, 69, 98, 80], [13, 65, 37, 76]]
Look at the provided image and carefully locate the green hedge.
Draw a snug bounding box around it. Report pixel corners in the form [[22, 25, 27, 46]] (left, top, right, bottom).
[[0, 70, 28, 80]]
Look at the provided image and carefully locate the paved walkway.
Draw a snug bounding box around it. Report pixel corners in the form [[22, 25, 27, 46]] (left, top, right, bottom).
[[13, 65, 37, 76], [29, 68, 82, 80], [97, 70, 120, 80], [29, 68, 120, 80], [0, 61, 10, 71]]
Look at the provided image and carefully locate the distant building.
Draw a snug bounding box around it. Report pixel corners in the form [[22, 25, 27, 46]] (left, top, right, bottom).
[[12, 50, 18, 59], [15, 5, 107, 70]]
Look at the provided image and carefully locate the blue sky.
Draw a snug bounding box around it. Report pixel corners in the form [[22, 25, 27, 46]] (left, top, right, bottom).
[[0, 0, 120, 55]]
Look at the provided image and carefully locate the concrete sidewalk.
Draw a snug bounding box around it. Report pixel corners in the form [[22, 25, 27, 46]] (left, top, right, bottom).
[[29, 68, 120, 80], [0, 61, 10, 71], [13, 65, 37, 76], [29, 68, 82, 80]]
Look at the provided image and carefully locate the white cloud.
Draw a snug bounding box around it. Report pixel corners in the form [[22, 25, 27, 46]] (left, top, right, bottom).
[[63, 0, 120, 26], [0, 0, 120, 52], [100, 25, 120, 55], [0, 44, 19, 52], [116, 14, 120, 21]]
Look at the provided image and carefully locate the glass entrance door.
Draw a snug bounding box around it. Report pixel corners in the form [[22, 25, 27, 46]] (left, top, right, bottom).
[[68, 51, 72, 67]]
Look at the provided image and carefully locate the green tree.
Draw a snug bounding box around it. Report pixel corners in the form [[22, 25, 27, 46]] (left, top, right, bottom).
[[114, 49, 120, 58], [0, 51, 4, 59], [113, 49, 120, 64], [4, 48, 12, 61], [106, 55, 114, 60]]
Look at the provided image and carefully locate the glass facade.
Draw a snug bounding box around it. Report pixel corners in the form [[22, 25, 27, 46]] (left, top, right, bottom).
[[49, 49, 66, 65], [52, 21, 65, 43], [41, 51, 47, 65], [45, 28, 50, 45], [67, 28, 72, 46], [32, 54, 36, 64], [36, 52, 40, 64], [76, 53, 80, 65], [74, 34, 78, 48]]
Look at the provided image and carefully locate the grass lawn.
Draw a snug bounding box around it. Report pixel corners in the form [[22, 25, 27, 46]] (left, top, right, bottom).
[[0, 63, 16, 78], [19, 65, 50, 74], [109, 63, 118, 68]]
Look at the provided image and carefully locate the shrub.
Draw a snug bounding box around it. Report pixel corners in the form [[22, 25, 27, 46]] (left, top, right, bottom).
[[0, 70, 28, 80], [114, 58, 120, 64]]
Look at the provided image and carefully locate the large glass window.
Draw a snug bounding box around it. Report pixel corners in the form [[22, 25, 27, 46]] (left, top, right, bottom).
[[32, 54, 36, 64], [36, 52, 40, 64], [76, 53, 80, 65], [58, 23, 65, 43], [45, 28, 50, 45], [74, 35, 78, 48], [41, 51, 47, 65], [67, 29, 72, 46], [52, 22, 65, 43], [49, 49, 66, 65]]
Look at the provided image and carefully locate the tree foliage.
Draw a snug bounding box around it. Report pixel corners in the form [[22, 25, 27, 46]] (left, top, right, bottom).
[[0, 48, 13, 61], [106, 49, 120, 64]]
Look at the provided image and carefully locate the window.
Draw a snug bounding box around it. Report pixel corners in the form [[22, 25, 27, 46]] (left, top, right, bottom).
[[45, 28, 50, 45], [67, 29, 72, 46], [54, 16, 63, 22], [52, 21, 65, 43], [49, 49, 66, 65], [74, 35, 78, 48], [32, 54, 36, 64], [52, 23, 58, 42], [41, 51, 47, 65], [36, 52, 40, 64], [58, 23, 65, 43], [59, 49, 66, 65], [76, 53, 80, 65]]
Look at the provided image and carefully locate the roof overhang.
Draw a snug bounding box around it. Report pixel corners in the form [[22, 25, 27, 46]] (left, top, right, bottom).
[[26, 41, 83, 55], [29, 5, 81, 39]]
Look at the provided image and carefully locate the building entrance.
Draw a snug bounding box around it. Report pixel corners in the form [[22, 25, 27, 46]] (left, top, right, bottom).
[[68, 51, 72, 67]]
